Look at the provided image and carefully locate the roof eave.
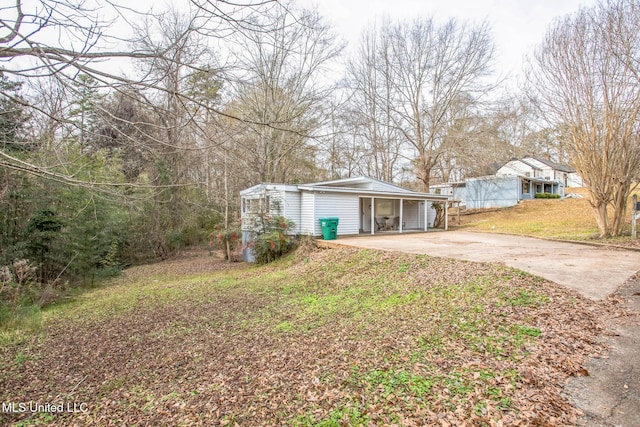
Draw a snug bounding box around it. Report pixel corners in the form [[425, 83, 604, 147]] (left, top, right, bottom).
[[297, 185, 449, 200]]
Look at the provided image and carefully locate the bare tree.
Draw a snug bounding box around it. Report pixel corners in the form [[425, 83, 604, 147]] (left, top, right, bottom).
[[225, 2, 343, 184], [134, 7, 219, 228], [0, 0, 278, 189], [527, 0, 640, 237], [346, 17, 494, 190], [437, 95, 572, 182], [393, 18, 494, 191], [345, 20, 403, 182]]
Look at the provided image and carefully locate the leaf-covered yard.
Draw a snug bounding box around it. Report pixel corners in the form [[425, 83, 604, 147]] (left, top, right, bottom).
[[0, 247, 623, 426]]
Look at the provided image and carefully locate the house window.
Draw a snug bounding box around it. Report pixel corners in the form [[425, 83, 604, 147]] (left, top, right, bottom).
[[525, 172, 531, 177], [522, 181, 530, 194], [243, 198, 260, 213], [243, 196, 271, 214], [435, 188, 442, 195], [375, 199, 394, 216]]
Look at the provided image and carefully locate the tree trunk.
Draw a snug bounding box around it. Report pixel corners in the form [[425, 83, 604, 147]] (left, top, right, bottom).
[[416, 153, 436, 192], [610, 183, 632, 237], [590, 199, 610, 238], [223, 147, 231, 262]]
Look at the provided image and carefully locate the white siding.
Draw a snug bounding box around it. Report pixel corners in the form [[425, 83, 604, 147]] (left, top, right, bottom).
[[284, 191, 302, 233], [313, 193, 360, 236], [241, 231, 256, 262], [524, 158, 553, 179], [452, 186, 467, 204], [300, 192, 316, 235], [406, 200, 436, 228], [466, 176, 520, 209], [361, 197, 372, 233], [268, 189, 286, 215], [402, 200, 423, 229], [241, 186, 297, 232], [429, 184, 455, 196], [240, 188, 270, 232], [567, 173, 583, 187], [497, 160, 536, 177]]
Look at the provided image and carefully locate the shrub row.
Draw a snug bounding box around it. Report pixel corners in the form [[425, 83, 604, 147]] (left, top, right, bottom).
[[534, 193, 561, 199]]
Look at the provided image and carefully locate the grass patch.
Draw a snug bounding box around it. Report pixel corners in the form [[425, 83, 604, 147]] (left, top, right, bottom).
[[291, 286, 422, 329], [458, 193, 600, 239], [364, 368, 435, 397], [0, 305, 43, 346], [459, 188, 640, 246], [0, 248, 609, 426], [343, 365, 520, 419], [98, 376, 127, 396], [294, 404, 371, 427], [499, 288, 550, 307]]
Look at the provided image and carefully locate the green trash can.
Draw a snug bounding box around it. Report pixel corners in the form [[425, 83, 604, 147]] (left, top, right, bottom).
[[319, 217, 339, 240]]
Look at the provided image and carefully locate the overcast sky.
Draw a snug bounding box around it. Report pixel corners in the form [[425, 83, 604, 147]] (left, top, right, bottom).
[[297, 0, 597, 80]]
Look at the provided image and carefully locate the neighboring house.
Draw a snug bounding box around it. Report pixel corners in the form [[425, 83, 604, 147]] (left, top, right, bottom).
[[240, 176, 449, 261], [497, 156, 583, 188], [430, 157, 583, 210], [465, 175, 550, 209], [430, 181, 467, 200]]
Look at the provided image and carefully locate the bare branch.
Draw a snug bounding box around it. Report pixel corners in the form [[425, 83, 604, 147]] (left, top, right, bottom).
[[0, 0, 24, 44]]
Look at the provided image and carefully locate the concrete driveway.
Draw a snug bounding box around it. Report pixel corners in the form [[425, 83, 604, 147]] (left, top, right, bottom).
[[334, 231, 640, 300]]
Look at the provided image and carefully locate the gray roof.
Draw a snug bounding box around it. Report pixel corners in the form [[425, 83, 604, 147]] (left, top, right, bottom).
[[520, 158, 543, 170], [242, 176, 448, 200], [526, 156, 576, 173]]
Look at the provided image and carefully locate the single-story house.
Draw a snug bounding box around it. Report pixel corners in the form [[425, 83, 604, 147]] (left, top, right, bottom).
[[240, 176, 450, 261], [429, 157, 583, 210]]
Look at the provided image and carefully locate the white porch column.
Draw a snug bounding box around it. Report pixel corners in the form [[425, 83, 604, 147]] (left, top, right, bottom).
[[399, 198, 404, 233], [424, 200, 428, 231], [370, 197, 375, 235], [445, 200, 449, 230]]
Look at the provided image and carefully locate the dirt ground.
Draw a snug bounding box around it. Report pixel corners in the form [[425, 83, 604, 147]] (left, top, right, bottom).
[[0, 248, 625, 426], [332, 231, 640, 427]]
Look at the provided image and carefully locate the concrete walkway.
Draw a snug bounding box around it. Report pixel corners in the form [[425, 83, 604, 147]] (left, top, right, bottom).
[[334, 231, 640, 300]]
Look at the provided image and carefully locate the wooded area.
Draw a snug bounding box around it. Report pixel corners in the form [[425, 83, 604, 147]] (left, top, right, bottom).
[[1, 0, 639, 311]]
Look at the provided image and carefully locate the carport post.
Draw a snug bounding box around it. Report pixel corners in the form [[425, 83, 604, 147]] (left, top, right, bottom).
[[424, 200, 428, 231], [399, 198, 403, 233], [371, 197, 375, 235], [445, 201, 448, 231]]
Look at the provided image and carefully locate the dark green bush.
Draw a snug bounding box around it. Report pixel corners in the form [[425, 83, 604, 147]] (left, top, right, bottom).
[[534, 193, 561, 199], [250, 216, 296, 264]]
